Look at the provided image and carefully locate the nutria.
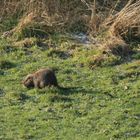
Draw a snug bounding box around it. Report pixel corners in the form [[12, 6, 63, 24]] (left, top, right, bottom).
[[22, 68, 58, 89]]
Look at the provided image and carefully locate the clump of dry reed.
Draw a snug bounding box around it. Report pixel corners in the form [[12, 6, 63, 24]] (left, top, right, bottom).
[[101, 0, 140, 55], [109, 0, 140, 40]]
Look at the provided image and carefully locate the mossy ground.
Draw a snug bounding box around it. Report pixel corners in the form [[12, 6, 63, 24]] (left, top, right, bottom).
[[0, 36, 140, 140]]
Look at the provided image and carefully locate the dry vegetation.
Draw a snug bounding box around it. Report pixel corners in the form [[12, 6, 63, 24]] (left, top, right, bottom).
[[104, 0, 140, 45], [0, 0, 140, 56], [0, 1, 139, 39]]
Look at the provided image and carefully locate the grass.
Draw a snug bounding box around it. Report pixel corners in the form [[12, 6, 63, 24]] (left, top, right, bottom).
[[0, 36, 140, 140]]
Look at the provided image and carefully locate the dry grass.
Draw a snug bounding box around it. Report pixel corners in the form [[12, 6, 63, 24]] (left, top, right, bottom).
[[0, 0, 90, 35], [110, 0, 140, 39], [1, 0, 136, 37], [0, 0, 139, 56], [100, 0, 140, 55], [13, 37, 38, 48]]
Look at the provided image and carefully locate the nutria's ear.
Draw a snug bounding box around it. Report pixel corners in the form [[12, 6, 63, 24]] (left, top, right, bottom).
[[22, 74, 33, 83], [26, 74, 33, 80]]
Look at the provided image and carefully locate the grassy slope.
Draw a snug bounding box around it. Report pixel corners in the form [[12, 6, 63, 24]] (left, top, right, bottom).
[[0, 37, 140, 140]]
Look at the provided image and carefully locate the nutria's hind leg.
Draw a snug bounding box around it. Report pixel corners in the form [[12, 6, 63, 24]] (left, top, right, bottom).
[[39, 81, 46, 88], [34, 80, 40, 88]]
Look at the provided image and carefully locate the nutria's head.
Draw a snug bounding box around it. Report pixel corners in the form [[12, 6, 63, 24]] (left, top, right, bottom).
[[22, 74, 34, 88]]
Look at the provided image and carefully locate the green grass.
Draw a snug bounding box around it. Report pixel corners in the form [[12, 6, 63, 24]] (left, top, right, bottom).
[[0, 37, 140, 140]]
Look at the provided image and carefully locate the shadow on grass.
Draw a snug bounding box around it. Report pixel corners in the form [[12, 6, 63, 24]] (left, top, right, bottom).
[[56, 86, 92, 95], [56, 86, 115, 98]]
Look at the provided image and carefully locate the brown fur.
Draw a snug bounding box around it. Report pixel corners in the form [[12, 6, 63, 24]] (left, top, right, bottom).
[[22, 68, 58, 89]]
